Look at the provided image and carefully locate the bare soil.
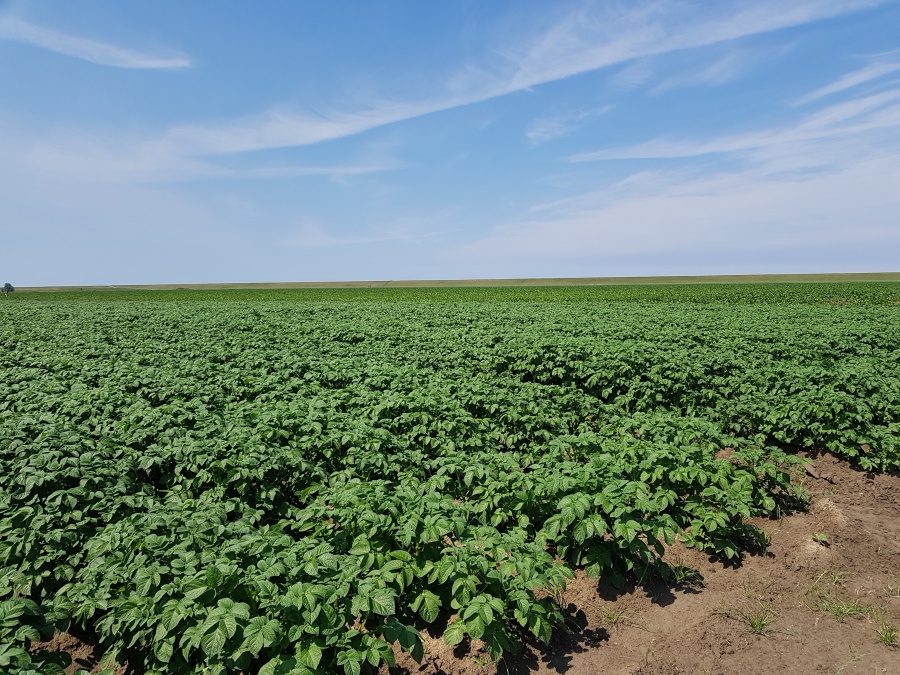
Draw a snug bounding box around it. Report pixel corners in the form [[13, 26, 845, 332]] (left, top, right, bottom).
[[383, 451, 900, 675], [33, 452, 899, 675], [29, 628, 124, 675]]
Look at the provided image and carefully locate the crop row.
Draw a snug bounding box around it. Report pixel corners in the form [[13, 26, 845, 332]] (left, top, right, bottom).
[[1, 293, 898, 673]]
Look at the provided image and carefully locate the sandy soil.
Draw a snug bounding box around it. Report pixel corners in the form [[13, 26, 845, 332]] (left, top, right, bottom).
[[29, 628, 116, 675], [33, 451, 899, 675]]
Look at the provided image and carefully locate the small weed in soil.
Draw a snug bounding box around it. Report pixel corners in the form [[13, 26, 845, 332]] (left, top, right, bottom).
[[811, 532, 831, 546], [885, 584, 900, 598], [715, 602, 775, 636], [876, 620, 899, 647], [598, 608, 630, 630], [814, 569, 850, 586], [834, 646, 873, 674], [668, 557, 705, 588], [740, 576, 774, 600], [751, 528, 772, 554], [744, 605, 775, 635], [817, 595, 870, 622], [471, 655, 489, 671]]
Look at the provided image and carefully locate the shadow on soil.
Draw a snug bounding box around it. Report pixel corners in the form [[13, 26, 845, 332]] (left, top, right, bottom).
[[502, 603, 610, 674]]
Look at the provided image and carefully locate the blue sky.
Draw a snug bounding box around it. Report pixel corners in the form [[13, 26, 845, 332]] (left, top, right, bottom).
[[2, 0, 899, 285]]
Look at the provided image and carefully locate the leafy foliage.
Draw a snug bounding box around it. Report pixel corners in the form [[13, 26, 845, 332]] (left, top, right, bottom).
[[1, 283, 898, 672]]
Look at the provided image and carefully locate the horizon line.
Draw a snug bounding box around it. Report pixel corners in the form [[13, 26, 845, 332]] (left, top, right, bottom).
[[14, 271, 900, 292]]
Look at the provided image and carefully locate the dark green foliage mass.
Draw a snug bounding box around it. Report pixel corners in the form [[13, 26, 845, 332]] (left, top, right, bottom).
[[0, 283, 898, 673]]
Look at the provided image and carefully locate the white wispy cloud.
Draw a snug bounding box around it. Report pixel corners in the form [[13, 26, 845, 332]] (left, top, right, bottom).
[[164, 0, 891, 155], [652, 56, 744, 91], [0, 117, 399, 186], [450, 153, 900, 272], [499, 0, 886, 92], [164, 103, 439, 156], [452, 64, 900, 274], [286, 216, 442, 249], [651, 44, 787, 92], [612, 59, 656, 89], [526, 105, 611, 145], [14, 0, 876, 190], [286, 221, 389, 248], [241, 163, 401, 179], [0, 15, 190, 69], [794, 58, 900, 105], [570, 86, 900, 162]]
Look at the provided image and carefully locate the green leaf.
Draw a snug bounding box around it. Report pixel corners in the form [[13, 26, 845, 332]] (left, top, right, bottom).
[[444, 619, 466, 646], [379, 616, 422, 662], [0, 643, 29, 668], [184, 582, 209, 601], [413, 590, 441, 623], [337, 650, 363, 675], [573, 520, 588, 545], [369, 588, 395, 616], [297, 641, 323, 669], [221, 598, 250, 621], [201, 625, 228, 657], [241, 617, 281, 656], [160, 599, 189, 633], [409, 636, 424, 663], [258, 657, 280, 675], [222, 613, 238, 638], [153, 637, 174, 664], [466, 615, 485, 640], [349, 535, 371, 555]]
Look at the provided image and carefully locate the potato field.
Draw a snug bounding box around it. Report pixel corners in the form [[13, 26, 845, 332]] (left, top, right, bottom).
[[1, 283, 899, 674]]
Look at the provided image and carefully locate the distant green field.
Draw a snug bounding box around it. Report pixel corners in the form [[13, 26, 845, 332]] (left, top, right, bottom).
[[9, 279, 900, 305], [17, 270, 900, 294], [1, 281, 898, 674]]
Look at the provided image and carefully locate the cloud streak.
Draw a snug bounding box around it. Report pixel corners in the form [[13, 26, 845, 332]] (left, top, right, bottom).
[[240, 163, 401, 179], [451, 152, 900, 274], [497, 0, 886, 92], [0, 16, 190, 69], [650, 45, 786, 93], [164, 0, 891, 155], [794, 58, 900, 105], [526, 105, 611, 145], [569, 86, 900, 162], [286, 216, 442, 250], [448, 58, 900, 276], [0, 117, 400, 187], [286, 221, 393, 249], [15, 0, 885, 190], [165, 103, 438, 156]]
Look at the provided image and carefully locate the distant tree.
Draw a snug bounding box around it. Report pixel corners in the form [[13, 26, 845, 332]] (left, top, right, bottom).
[[2, 283, 13, 298]]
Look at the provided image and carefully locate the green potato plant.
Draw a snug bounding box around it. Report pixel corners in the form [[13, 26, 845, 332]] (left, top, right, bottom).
[[1, 283, 898, 672]]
